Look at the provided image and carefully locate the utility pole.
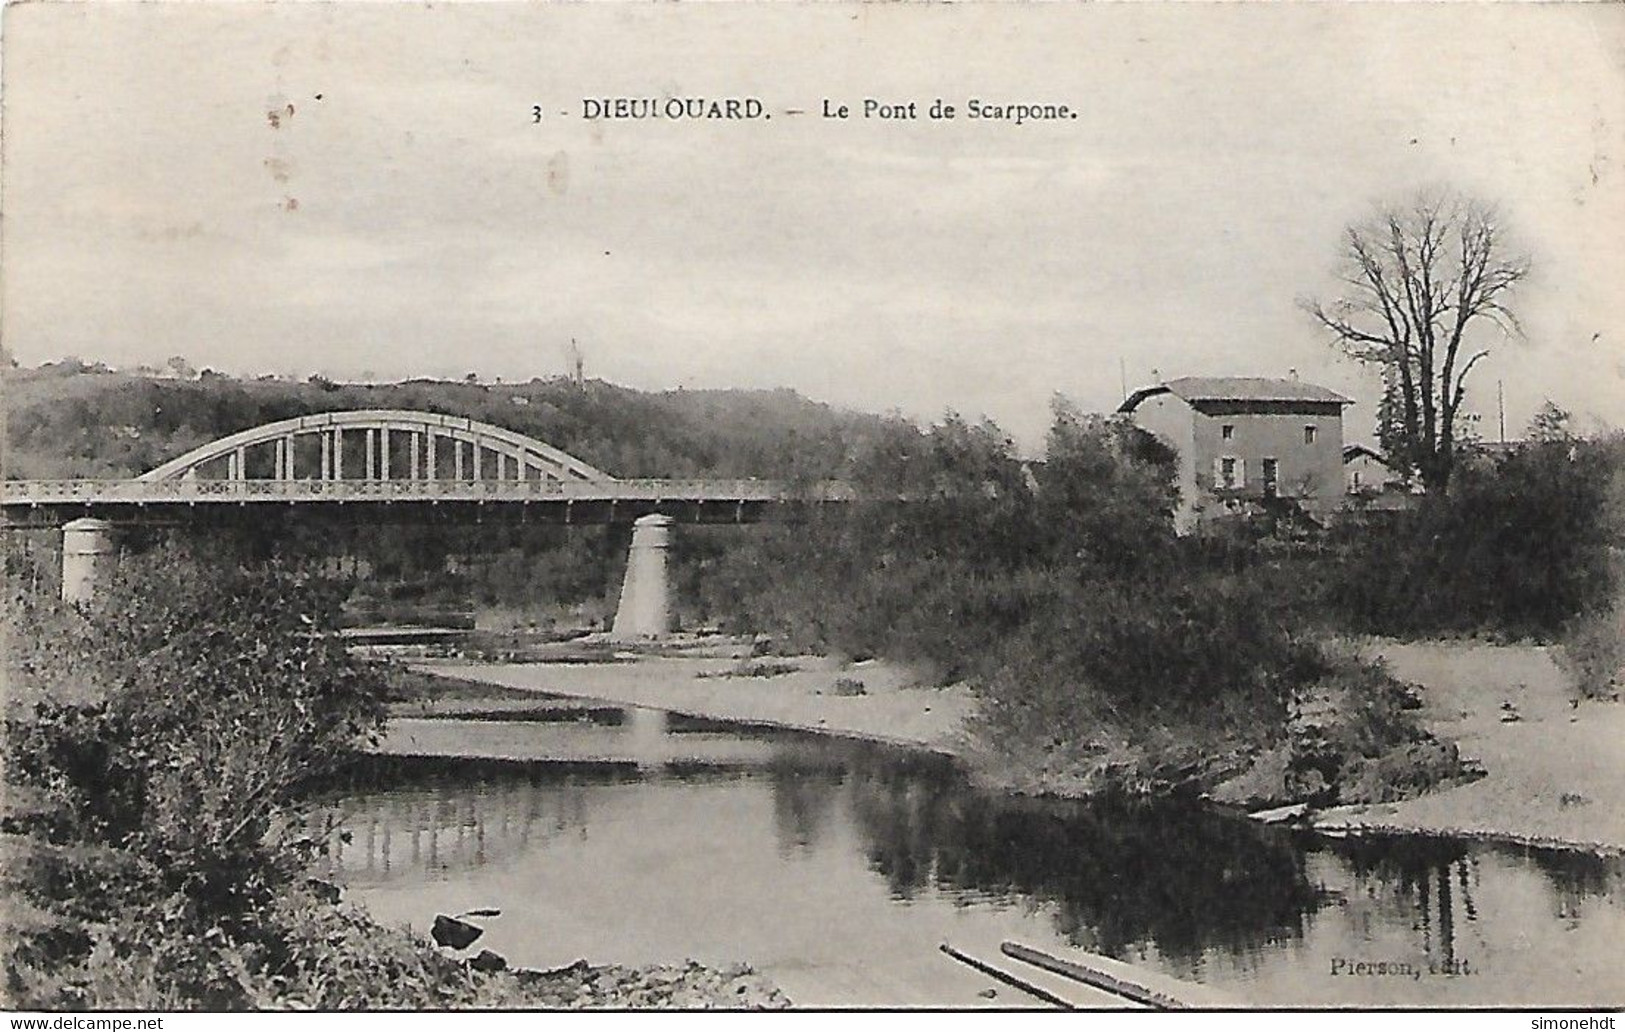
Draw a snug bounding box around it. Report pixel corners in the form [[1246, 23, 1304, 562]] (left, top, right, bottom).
[[1119, 357, 1128, 402], [1497, 379, 1506, 444]]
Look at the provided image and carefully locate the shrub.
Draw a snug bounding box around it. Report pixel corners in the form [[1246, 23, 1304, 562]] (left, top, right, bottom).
[[6, 878, 520, 1010], [1030, 399, 1180, 571], [3, 545, 387, 1008], [1558, 599, 1624, 701], [1282, 649, 1467, 804], [969, 568, 1312, 787], [1205, 649, 1473, 807], [1327, 437, 1620, 640]]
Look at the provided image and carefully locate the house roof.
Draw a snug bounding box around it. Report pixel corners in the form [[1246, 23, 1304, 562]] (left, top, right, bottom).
[[1119, 376, 1353, 413], [1342, 443, 1391, 465]]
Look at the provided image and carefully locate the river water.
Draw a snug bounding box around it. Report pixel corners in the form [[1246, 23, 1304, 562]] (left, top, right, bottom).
[[316, 704, 1624, 1008]]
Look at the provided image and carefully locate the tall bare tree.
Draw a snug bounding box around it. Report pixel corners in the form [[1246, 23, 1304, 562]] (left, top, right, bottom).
[[1303, 193, 1529, 493]]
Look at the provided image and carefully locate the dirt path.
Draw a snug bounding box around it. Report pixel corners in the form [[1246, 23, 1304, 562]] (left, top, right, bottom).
[[1314, 641, 1625, 852], [408, 654, 977, 754]]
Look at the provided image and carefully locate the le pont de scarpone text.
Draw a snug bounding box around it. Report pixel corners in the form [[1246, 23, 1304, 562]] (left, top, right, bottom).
[[579, 96, 1076, 126]]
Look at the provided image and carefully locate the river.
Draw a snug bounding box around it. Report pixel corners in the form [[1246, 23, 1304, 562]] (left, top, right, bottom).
[[315, 702, 1624, 1008]]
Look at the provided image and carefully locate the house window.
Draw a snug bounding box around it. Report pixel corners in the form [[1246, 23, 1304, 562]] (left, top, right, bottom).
[[1304, 425, 1318, 445], [1262, 458, 1279, 497], [1215, 456, 1244, 489], [1221, 424, 1235, 441]]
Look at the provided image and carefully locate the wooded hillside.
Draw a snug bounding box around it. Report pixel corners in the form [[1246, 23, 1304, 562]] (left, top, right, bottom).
[[2, 366, 897, 481]]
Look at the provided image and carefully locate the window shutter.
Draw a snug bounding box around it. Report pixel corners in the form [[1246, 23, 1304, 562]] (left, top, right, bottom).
[[1212, 458, 1226, 488], [1234, 458, 1246, 488]]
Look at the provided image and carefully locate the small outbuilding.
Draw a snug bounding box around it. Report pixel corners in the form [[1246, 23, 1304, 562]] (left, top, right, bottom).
[[1342, 443, 1409, 496]]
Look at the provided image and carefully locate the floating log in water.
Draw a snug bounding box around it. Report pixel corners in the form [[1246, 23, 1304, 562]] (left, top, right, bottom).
[[1001, 941, 1189, 1010], [937, 943, 1074, 1009]]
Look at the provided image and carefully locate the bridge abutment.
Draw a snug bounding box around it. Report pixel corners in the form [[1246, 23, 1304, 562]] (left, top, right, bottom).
[[61, 517, 117, 608], [611, 514, 674, 640]]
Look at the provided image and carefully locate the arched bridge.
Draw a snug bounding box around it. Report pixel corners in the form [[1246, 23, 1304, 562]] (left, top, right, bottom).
[[2, 409, 847, 529], [139, 409, 613, 484]]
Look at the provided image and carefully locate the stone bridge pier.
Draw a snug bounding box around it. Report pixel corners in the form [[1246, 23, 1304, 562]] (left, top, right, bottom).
[[60, 517, 118, 608], [610, 513, 675, 640]]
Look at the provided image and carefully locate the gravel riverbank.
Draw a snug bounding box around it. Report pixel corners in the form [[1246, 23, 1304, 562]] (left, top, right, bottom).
[[407, 652, 975, 754], [507, 959, 790, 1009], [1312, 641, 1625, 853]]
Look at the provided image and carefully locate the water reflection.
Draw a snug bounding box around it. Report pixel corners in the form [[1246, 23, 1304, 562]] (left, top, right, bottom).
[[319, 757, 630, 883], [317, 727, 1624, 1005], [770, 769, 839, 854], [1526, 847, 1624, 925], [841, 762, 1323, 962]]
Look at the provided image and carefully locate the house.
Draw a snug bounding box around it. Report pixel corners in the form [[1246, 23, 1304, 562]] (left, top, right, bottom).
[[1118, 376, 1351, 529], [1341, 443, 1421, 514], [1342, 443, 1406, 495]]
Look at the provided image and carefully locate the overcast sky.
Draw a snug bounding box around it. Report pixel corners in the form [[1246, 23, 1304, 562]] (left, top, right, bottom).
[[4, 3, 1622, 448]]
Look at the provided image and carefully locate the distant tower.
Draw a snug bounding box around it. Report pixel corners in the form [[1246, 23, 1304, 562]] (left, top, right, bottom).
[[566, 339, 585, 388]]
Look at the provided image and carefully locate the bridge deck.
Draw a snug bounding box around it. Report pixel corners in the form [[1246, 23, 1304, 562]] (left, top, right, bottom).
[[1, 478, 847, 527]]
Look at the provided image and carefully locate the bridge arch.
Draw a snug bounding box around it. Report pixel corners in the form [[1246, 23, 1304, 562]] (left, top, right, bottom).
[[137, 409, 614, 483]]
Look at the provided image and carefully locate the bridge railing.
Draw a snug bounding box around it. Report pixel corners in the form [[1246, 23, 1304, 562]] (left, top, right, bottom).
[[2, 478, 852, 505]]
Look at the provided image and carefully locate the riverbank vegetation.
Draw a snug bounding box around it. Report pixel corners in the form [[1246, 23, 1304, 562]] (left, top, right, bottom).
[[690, 402, 1618, 801], [5, 366, 1620, 800], [0, 548, 785, 1009], [685, 400, 1520, 803]]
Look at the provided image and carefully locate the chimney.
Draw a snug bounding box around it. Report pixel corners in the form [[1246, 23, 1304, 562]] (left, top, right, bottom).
[[1288, 368, 1299, 381]]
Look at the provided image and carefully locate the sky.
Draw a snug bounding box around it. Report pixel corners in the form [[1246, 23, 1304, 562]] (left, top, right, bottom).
[[3, 2, 1622, 450]]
